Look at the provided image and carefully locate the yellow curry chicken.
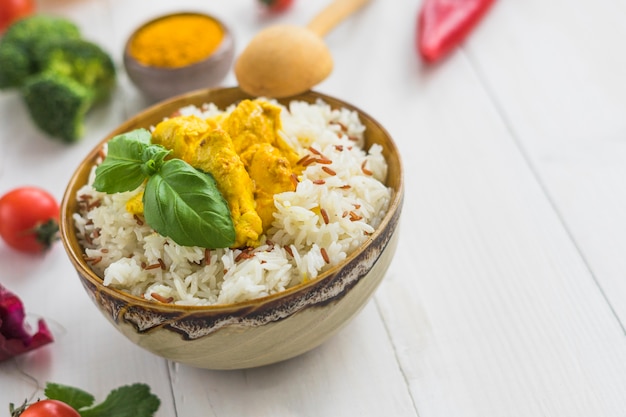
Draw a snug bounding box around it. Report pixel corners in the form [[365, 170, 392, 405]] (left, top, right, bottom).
[[128, 99, 302, 248]]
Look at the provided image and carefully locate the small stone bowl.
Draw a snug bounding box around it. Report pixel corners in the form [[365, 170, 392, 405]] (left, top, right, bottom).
[[123, 12, 235, 101], [59, 87, 404, 370]]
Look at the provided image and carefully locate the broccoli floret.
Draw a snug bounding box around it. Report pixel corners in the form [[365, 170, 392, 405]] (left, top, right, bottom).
[[36, 38, 116, 102], [2, 15, 81, 45], [0, 15, 81, 88], [21, 39, 118, 142], [0, 14, 117, 142], [0, 43, 30, 88], [22, 72, 92, 143]]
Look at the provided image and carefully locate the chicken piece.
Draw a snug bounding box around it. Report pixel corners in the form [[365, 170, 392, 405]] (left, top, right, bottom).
[[152, 117, 262, 248], [222, 99, 302, 170], [191, 129, 262, 248], [222, 99, 279, 154], [151, 115, 212, 162], [222, 99, 302, 229], [241, 143, 296, 230]]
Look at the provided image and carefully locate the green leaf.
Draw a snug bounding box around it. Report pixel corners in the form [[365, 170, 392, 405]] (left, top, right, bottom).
[[44, 382, 95, 410], [79, 383, 160, 417], [143, 159, 235, 248], [93, 129, 153, 193], [141, 145, 170, 177]]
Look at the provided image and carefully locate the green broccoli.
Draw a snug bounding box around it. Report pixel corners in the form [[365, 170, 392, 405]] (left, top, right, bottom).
[[0, 15, 81, 88], [22, 72, 92, 143], [2, 14, 81, 45], [36, 38, 117, 102], [20, 38, 117, 142], [0, 15, 117, 142], [0, 42, 31, 88]]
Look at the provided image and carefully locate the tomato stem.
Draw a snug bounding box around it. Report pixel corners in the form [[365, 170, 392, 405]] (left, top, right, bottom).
[[10, 399, 29, 417], [29, 219, 60, 251]]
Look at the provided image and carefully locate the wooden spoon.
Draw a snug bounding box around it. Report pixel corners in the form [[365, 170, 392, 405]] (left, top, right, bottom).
[[234, 0, 371, 98]]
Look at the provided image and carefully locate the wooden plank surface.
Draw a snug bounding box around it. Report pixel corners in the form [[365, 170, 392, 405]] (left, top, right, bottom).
[[465, 0, 626, 326], [2, 0, 626, 416]]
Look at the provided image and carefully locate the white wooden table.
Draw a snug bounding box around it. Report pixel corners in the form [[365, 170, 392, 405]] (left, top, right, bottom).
[[3, 0, 626, 415]]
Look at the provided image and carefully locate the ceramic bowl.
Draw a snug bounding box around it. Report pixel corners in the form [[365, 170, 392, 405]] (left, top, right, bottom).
[[59, 87, 404, 370], [123, 12, 235, 101]]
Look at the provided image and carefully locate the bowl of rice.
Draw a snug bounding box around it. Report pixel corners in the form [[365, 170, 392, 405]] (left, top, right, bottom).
[[60, 86, 403, 370]]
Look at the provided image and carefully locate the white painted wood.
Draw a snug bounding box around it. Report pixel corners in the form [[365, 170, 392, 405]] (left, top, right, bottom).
[[465, 0, 626, 325], [169, 303, 416, 417], [3, 0, 626, 416], [375, 60, 626, 415]]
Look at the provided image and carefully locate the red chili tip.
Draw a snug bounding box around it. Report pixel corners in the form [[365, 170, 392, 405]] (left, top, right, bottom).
[[417, 0, 497, 63]]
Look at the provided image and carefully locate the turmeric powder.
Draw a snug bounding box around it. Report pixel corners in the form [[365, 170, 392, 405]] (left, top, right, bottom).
[[129, 13, 224, 68]]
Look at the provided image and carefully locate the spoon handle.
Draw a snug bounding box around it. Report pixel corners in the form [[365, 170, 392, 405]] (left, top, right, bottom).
[[306, 0, 371, 37]]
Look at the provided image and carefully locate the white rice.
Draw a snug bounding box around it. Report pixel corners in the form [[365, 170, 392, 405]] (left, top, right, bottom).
[[74, 99, 391, 306]]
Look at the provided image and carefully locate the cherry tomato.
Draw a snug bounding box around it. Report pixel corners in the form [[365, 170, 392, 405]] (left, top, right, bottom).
[[258, 0, 294, 13], [0, 0, 36, 33], [0, 187, 59, 253], [19, 400, 80, 417]]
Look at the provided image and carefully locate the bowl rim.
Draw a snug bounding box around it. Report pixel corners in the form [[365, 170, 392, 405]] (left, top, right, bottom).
[[60, 87, 404, 313], [123, 11, 235, 72]]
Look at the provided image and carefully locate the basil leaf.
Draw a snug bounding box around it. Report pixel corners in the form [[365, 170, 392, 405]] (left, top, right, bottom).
[[93, 129, 153, 193], [143, 159, 235, 248], [141, 145, 170, 177]]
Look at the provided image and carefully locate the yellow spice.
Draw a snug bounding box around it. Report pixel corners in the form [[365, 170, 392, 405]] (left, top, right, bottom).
[[129, 14, 224, 68]]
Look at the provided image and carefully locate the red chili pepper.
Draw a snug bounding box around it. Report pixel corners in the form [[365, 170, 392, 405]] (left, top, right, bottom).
[[258, 0, 294, 13], [417, 0, 496, 63]]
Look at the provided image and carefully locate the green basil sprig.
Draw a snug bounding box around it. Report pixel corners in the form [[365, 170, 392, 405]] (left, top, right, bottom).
[[93, 128, 235, 249]]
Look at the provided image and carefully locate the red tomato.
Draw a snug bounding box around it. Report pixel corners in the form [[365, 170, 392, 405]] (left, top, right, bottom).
[[0, 0, 35, 33], [258, 0, 294, 13], [0, 187, 59, 253], [20, 400, 80, 417]]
